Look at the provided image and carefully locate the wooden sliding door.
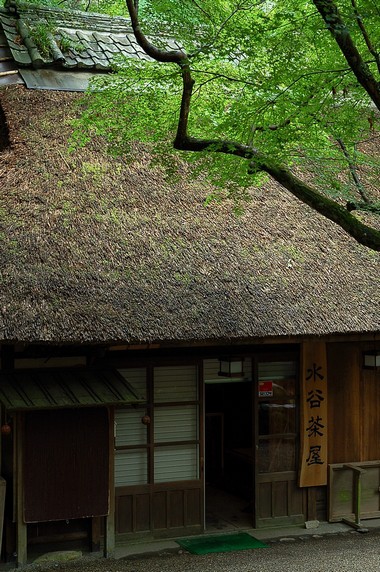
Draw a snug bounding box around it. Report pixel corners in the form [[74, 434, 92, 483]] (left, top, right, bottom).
[[255, 356, 305, 527], [115, 363, 203, 538]]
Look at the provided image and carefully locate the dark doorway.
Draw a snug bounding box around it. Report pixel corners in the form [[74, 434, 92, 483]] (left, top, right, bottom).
[[205, 380, 254, 531]]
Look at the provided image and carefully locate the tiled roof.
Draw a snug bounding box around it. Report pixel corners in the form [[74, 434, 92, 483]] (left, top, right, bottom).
[[0, 0, 160, 71], [0, 0, 181, 89], [0, 26, 23, 86]]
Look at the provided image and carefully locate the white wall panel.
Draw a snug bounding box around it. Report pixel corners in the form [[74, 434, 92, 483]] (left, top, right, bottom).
[[115, 408, 147, 447], [154, 365, 197, 402], [154, 445, 199, 482], [115, 449, 148, 486], [154, 405, 198, 442]]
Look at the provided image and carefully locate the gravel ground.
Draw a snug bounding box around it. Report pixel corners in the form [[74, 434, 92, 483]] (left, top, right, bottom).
[[25, 530, 380, 572]]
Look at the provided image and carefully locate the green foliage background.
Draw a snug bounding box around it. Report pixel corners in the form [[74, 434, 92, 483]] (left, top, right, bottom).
[[1, 0, 367, 218], [71, 0, 380, 211]]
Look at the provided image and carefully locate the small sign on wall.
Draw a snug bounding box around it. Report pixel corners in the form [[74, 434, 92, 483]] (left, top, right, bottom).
[[259, 381, 273, 397]]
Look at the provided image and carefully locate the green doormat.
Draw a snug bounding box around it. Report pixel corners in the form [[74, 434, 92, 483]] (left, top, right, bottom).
[[177, 532, 268, 555]]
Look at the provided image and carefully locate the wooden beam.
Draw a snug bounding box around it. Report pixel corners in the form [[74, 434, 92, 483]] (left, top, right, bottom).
[[0, 70, 18, 77], [16, 414, 27, 567], [1, 345, 15, 371], [104, 408, 115, 558]]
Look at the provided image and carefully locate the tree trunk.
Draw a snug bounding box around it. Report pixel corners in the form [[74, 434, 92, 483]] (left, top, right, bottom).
[[0, 101, 10, 151]]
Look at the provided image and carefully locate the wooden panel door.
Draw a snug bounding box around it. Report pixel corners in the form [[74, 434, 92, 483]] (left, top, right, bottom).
[[24, 408, 109, 523], [255, 358, 306, 527]]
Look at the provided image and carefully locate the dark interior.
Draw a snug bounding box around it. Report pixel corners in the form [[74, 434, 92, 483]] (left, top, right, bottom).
[[205, 381, 253, 509]]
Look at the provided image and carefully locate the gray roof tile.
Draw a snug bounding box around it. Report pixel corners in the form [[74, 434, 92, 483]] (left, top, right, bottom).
[[94, 61, 110, 71], [92, 31, 108, 43], [76, 47, 91, 57], [106, 41, 123, 54], [1, 20, 14, 34], [77, 57, 96, 69], [113, 36, 133, 47], [114, 44, 138, 58], [57, 28, 78, 40], [7, 45, 32, 65], [135, 50, 153, 61], [165, 39, 182, 51], [92, 53, 110, 65], [76, 30, 94, 43], [62, 55, 78, 68]]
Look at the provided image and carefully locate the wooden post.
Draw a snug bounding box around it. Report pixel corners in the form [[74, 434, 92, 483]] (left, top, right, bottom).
[[306, 487, 317, 521], [342, 464, 366, 529], [354, 471, 361, 526], [198, 361, 205, 531], [91, 517, 101, 553], [104, 408, 115, 558], [15, 414, 27, 567]]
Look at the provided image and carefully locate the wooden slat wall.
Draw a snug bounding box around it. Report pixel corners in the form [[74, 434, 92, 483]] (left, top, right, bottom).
[[361, 367, 380, 460], [327, 343, 361, 463], [154, 366, 198, 402], [154, 445, 199, 482], [115, 483, 202, 534], [327, 342, 380, 464]]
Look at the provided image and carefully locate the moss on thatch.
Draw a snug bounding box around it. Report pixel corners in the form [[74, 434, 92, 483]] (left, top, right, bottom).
[[0, 85, 379, 344]]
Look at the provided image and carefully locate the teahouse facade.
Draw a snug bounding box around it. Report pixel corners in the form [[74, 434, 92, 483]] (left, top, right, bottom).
[[1, 1, 380, 565], [1, 334, 380, 564]]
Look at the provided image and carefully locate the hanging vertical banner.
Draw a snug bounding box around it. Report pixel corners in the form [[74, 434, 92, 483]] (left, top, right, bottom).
[[299, 340, 328, 487]]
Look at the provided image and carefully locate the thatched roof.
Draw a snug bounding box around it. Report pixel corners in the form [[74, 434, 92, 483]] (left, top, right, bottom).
[[0, 85, 379, 344]]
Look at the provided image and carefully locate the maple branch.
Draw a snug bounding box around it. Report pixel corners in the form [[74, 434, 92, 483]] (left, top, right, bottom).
[[125, 0, 186, 63], [125, 0, 380, 250], [174, 131, 380, 250], [313, 0, 380, 111]]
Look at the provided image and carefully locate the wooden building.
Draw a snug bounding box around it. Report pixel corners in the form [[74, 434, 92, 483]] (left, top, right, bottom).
[[0, 1, 380, 566]]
